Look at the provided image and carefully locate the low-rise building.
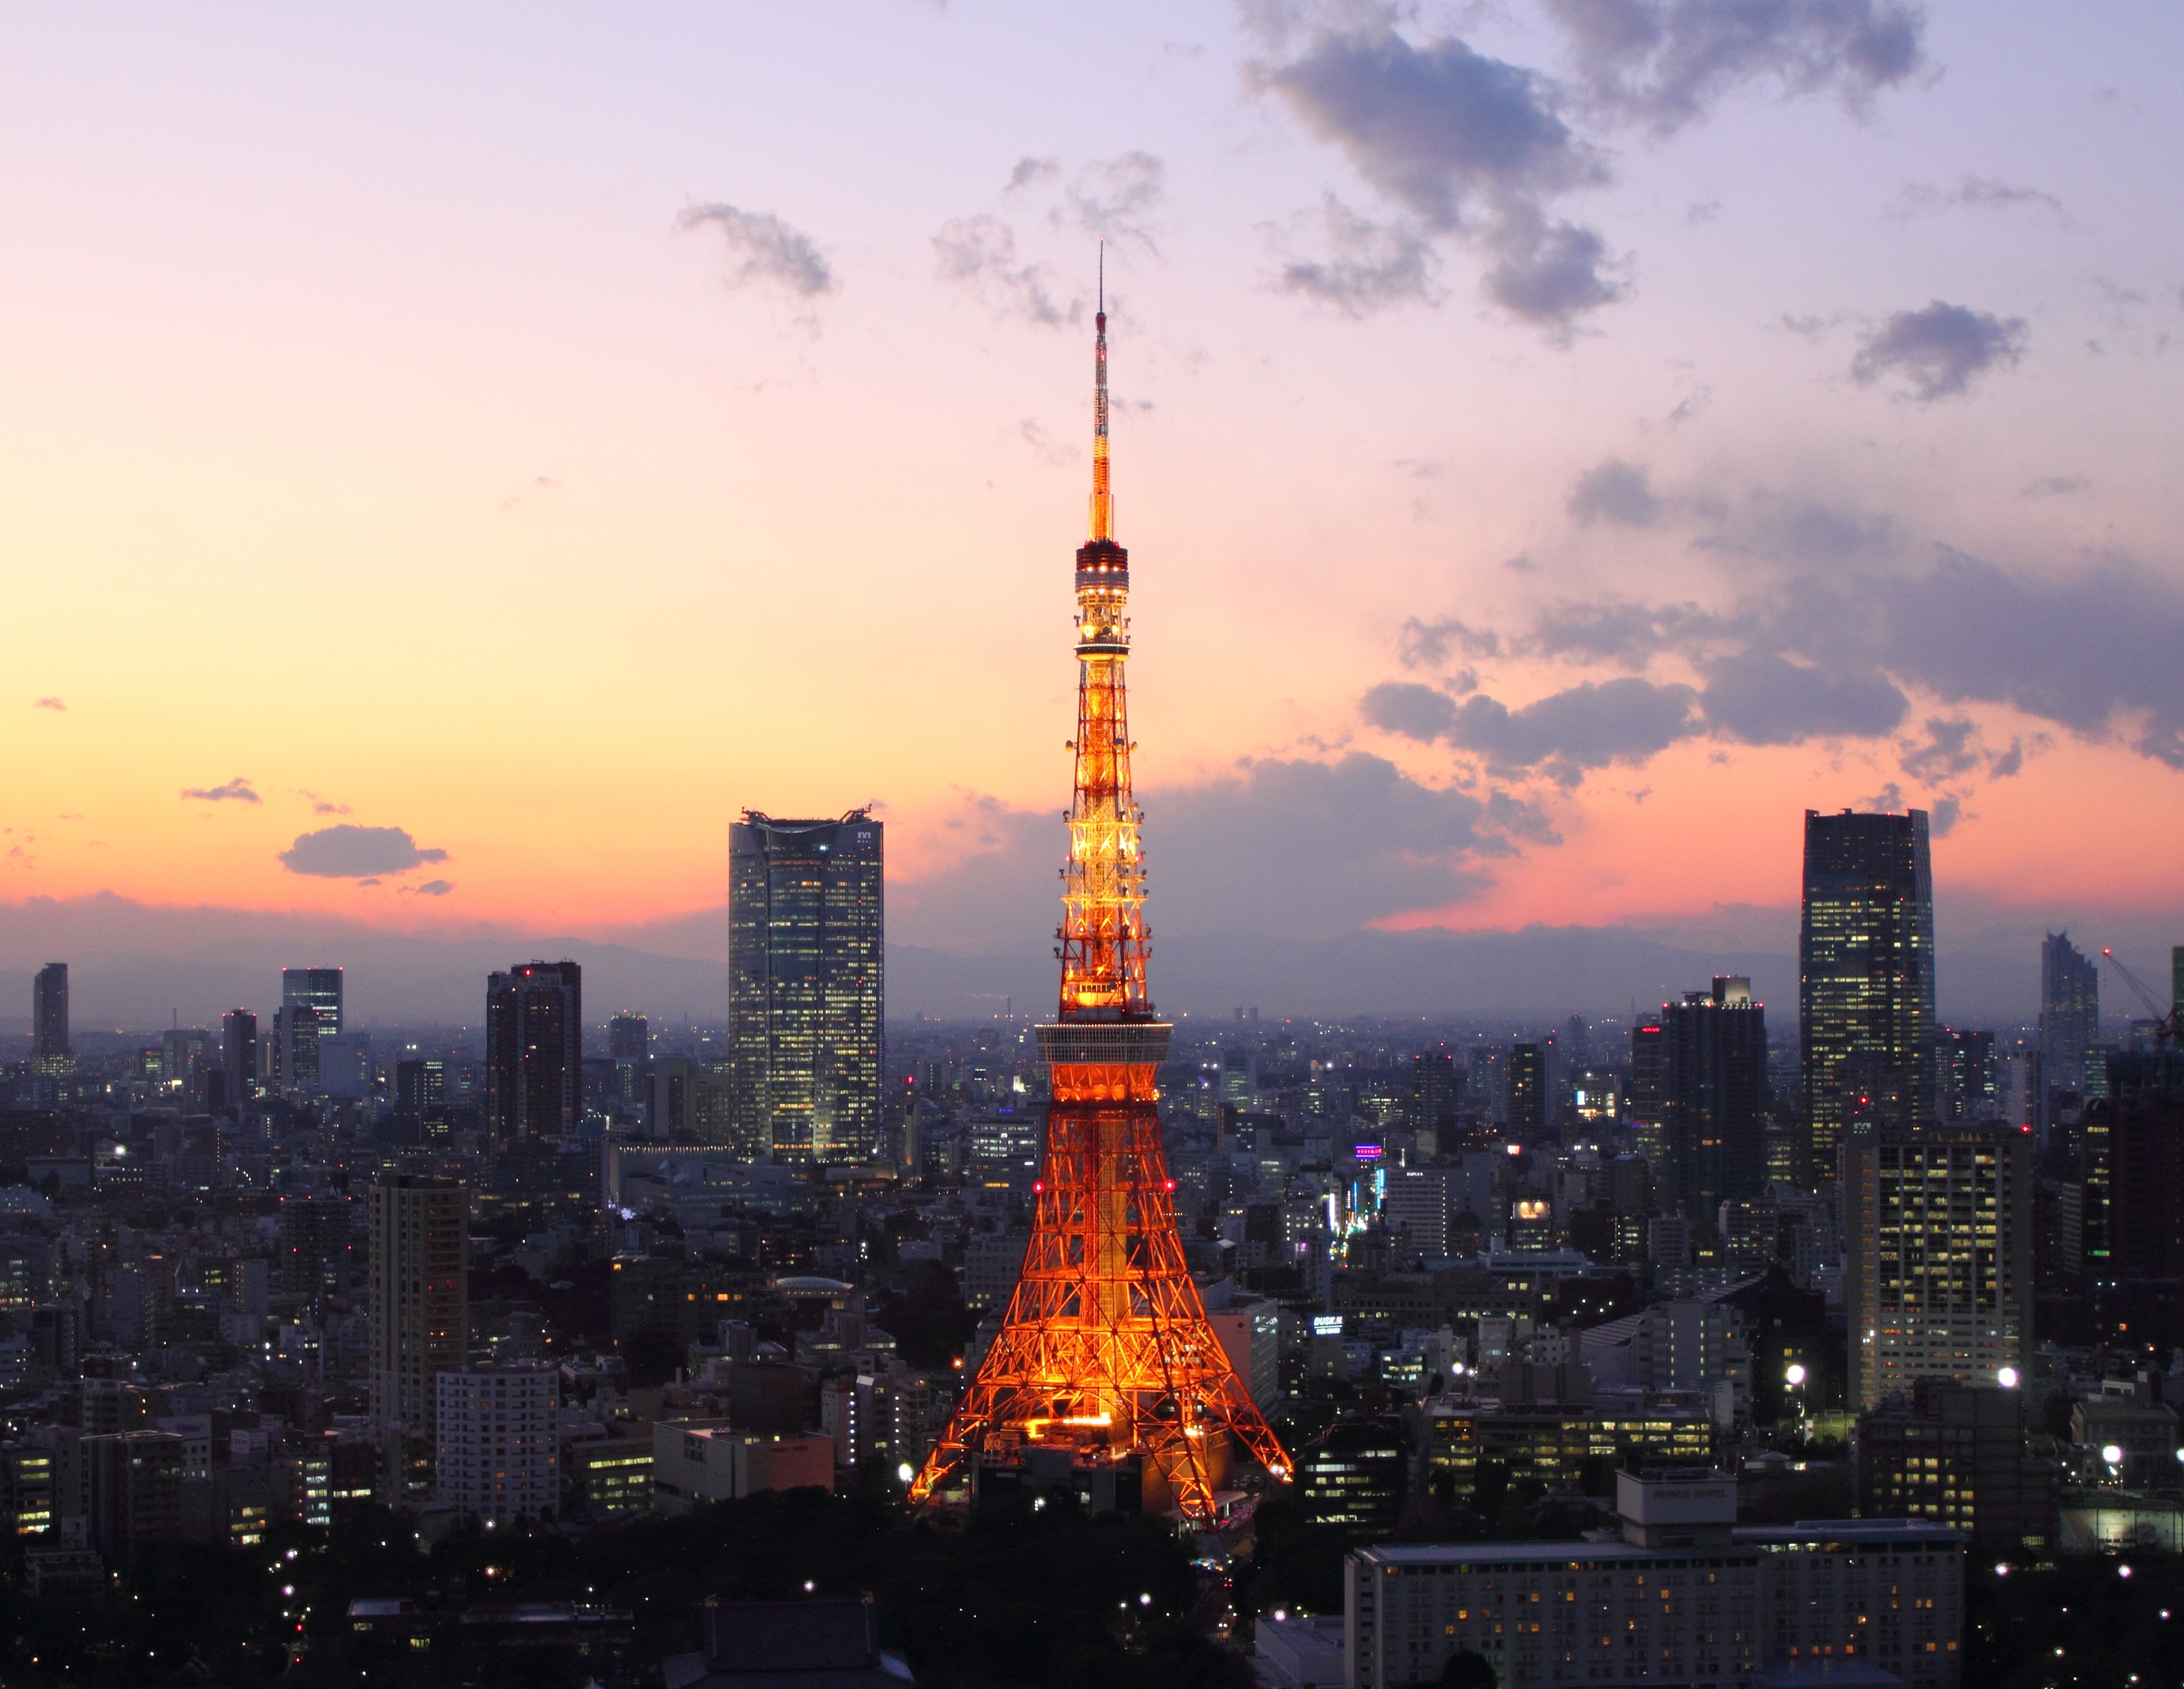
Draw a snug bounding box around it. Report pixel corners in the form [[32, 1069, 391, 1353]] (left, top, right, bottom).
[[1856, 1380, 2056, 1552], [1345, 1470, 1966, 1689], [651, 1420, 834, 1512]]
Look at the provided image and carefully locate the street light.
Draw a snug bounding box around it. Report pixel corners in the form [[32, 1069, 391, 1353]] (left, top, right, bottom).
[[1997, 1366, 2019, 1389], [1785, 1364, 1807, 1387]]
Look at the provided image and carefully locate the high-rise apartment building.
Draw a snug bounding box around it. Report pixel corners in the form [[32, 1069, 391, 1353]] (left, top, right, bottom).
[[1507, 1043, 1546, 1141], [32, 963, 69, 1063], [1409, 1051, 1460, 1136], [1938, 1028, 1996, 1121], [1628, 1018, 1667, 1170], [608, 1011, 649, 1064], [394, 1056, 447, 1130], [728, 810, 884, 1163], [367, 1174, 469, 1443], [1661, 976, 1768, 1217], [1800, 808, 1936, 1167], [436, 1363, 558, 1526], [220, 1009, 258, 1106], [485, 960, 583, 1141], [1843, 1122, 2032, 1411], [2039, 931, 2100, 1097]]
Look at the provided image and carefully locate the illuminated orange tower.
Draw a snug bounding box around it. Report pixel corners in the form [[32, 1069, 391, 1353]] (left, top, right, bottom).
[[912, 266, 1290, 1522]]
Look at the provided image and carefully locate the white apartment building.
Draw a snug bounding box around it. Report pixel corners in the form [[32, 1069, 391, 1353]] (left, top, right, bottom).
[[436, 1363, 558, 1526]]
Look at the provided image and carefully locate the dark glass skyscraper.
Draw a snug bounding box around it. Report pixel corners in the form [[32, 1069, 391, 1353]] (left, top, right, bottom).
[[485, 960, 583, 1141], [32, 963, 69, 1063], [1507, 1043, 1546, 1141], [221, 1009, 258, 1106], [1662, 976, 1768, 1217], [276, 966, 343, 1092], [729, 810, 884, 1163], [2039, 931, 2100, 1096], [1801, 808, 1936, 1170]]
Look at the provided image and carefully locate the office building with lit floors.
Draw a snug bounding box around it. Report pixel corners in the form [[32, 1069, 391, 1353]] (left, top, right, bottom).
[[728, 810, 884, 1162], [1346, 1471, 1966, 1689], [1856, 1380, 2057, 1553], [436, 1363, 558, 1526], [368, 1174, 469, 1471], [1843, 1124, 2032, 1411], [1661, 977, 1768, 1217], [1801, 809, 1936, 1170]]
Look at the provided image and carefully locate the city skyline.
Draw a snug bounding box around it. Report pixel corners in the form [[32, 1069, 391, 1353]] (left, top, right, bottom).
[[3, 4, 2182, 997]]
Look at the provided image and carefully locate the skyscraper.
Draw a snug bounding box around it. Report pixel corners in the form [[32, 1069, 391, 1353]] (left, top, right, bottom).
[[485, 961, 583, 1141], [32, 963, 69, 1063], [728, 812, 884, 1162], [1843, 1122, 2032, 1410], [1629, 1016, 1668, 1171], [608, 1011, 650, 1108], [367, 1172, 469, 1443], [1662, 976, 1768, 1217], [276, 966, 343, 1092], [2039, 932, 2100, 1097], [220, 1009, 258, 1106], [1800, 808, 1936, 1169], [1507, 1043, 1546, 1141]]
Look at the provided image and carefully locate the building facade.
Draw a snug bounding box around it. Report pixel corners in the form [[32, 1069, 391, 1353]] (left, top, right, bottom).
[[366, 1174, 469, 1444], [728, 810, 884, 1163], [32, 963, 69, 1063], [1843, 1124, 2032, 1411], [1856, 1379, 2055, 1552], [485, 960, 583, 1141], [220, 1009, 258, 1106], [1661, 977, 1768, 1219], [1347, 1474, 1966, 1689], [436, 1363, 558, 1525], [1801, 808, 1936, 1167], [2039, 932, 2100, 1099]]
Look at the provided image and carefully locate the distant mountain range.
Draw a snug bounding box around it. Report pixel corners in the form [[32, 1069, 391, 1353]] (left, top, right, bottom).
[[0, 893, 2040, 1031]]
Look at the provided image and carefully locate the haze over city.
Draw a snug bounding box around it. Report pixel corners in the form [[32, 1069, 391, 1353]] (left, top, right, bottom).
[[6, 2, 2182, 1025]]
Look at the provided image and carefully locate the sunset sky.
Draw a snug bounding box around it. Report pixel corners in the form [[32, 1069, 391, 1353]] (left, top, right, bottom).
[[4, 2, 2182, 1006]]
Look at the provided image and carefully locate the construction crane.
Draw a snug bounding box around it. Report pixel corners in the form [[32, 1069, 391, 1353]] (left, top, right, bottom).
[[2100, 948, 2179, 1049]]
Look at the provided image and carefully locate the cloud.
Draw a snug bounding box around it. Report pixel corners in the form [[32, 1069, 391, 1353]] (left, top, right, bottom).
[[1850, 301, 2027, 401], [1928, 795, 1962, 834], [1006, 156, 1060, 192], [676, 203, 836, 298], [1259, 27, 1621, 336], [1362, 680, 1460, 741], [2019, 475, 2087, 500], [295, 789, 351, 815], [1697, 651, 1908, 743], [1898, 714, 1980, 782], [932, 215, 1075, 326], [1056, 152, 1167, 249], [1399, 616, 1500, 668], [1567, 457, 1662, 526], [32, 697, 66, 712], [407, 879, 455, 897], [1446, 677, 1701, 779], [1481, 211, 1624, 333], [1889, 175, 2065, 223], [1014, 419, 1078, 464], [1544, 0, 1929, 137], [1274, 197, 1442, 317], [181, 777, 261, 804], [279, 824, 448, 879]]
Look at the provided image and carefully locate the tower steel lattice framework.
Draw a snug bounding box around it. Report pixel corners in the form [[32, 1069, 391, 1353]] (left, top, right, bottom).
[[911, 266, 1291, 1522]]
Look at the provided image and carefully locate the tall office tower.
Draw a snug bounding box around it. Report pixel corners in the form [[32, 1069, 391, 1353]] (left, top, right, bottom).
[[1409, 1051, 1460, 1136], [1221, 1048, 1252, 1109], [161, 1028, 213, 1107], [275, 966, 343, 1092], [1800, 807, 1936, 1169], [367, 1172, 469, 1443], [1843, 1122, 2032, 1410], [32, 963, 69, 1062], [484, 960, 583, 1142], [912, 283, 1289, 1523], [1661, 976, 1768, 1217], [728, 811, 884, 1162], [1629, 1018, 1667, 1170], [1507, 1043, 1547, 1141], [2100, 1051, 2184, 1292], [608, 1011, 650, 1106], [1938, 1028, 1997, 1121], [2039, 932, 2100, 1096], [278, 1190, 354, 1303], [220, 1010, 258, 1106], [394, 1057, 447, 1129]]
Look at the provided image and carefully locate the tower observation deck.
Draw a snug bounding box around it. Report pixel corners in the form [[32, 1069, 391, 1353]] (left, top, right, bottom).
[[910, 264, 1291, 1522]]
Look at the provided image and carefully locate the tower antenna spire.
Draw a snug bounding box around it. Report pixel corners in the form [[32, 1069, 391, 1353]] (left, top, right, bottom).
[[1090, 242, 1111, 542]]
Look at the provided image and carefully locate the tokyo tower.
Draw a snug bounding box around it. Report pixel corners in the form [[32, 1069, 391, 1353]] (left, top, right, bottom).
[[911, 266, 1291, 1522]]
